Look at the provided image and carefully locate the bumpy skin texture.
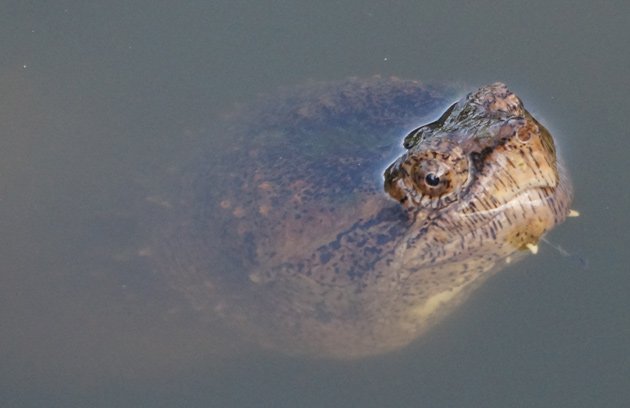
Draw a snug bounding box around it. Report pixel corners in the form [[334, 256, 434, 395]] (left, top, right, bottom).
[[162, 77, 572, 358]]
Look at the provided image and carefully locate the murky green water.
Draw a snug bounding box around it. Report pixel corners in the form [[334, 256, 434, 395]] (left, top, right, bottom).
[[2, 1, 629, 407]]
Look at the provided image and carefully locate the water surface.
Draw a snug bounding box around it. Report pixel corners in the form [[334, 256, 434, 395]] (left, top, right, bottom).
[[2, 1, 629, 407]]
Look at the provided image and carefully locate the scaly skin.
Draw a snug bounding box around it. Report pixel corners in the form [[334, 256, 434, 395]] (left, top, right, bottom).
[[161, 78, 572, 358]]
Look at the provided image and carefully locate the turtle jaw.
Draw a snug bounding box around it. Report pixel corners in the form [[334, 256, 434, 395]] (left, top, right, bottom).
[[446, 133, 572, 253], [459, 179, 572, 254]]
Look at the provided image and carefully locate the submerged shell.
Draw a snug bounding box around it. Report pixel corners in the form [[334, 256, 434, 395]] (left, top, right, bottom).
[[157, 77, 573, 358]]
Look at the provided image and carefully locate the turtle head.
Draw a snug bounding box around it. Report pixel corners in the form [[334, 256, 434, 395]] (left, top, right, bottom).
[[384, 83, 561, 216]]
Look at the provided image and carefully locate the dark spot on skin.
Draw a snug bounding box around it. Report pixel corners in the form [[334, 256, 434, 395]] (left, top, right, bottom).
[[489, 226, 497, 240], [319, 251, 332, 264], [376, 234, 391, 245], [364, 246, 380, 256], [470, 147, 493, 173], [347, 266, 363, 280]]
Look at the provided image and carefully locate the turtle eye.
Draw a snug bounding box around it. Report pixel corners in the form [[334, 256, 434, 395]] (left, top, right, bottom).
[[384, 145, 469, 211], [424, 173, 440, 187], [410, 161, 452, 198], [409, 150, 469, 207]]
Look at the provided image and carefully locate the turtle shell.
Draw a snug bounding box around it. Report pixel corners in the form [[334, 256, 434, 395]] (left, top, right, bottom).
[[156, 77, 573, 358]]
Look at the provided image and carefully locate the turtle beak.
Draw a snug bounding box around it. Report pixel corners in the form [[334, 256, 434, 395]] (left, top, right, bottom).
[[383, 159, 407, 204]]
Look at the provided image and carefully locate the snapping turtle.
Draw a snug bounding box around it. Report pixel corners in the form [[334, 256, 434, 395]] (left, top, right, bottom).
[[157, 77, 573, 359]]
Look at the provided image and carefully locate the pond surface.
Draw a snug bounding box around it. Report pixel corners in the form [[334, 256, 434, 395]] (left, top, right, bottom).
[[2, 1, 629, 407]]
